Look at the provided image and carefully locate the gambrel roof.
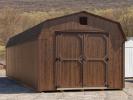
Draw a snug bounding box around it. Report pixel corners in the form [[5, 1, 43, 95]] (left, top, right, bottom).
[[6, 11, 126, 47]]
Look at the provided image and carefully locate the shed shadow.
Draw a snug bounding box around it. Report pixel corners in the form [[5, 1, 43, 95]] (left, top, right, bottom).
[[0, 77, 35, 94], [125, 80, 133, 83], [125, 78, 133, 83]]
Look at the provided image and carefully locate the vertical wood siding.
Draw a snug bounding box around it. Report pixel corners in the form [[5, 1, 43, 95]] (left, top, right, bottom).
[[6, 40, 38, 89]]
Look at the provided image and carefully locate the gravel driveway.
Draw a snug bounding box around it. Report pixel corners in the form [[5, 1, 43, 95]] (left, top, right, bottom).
[[0, 70, 133, 100]]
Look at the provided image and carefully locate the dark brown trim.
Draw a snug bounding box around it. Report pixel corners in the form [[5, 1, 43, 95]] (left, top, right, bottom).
[[55, 31, 109, 35]]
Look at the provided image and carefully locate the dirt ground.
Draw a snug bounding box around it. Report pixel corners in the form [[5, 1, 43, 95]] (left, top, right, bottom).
[[0, 69, 133, 100]]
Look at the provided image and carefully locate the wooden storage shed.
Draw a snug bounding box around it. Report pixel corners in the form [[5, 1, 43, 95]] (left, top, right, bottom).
[[6, 11, 126, 91]]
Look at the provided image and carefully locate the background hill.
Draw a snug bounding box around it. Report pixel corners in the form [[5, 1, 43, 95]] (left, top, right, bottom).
[[0, 0, 132, 11]]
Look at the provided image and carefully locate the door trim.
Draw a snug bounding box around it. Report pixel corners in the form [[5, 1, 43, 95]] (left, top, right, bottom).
[[57, 87, 107, 90]]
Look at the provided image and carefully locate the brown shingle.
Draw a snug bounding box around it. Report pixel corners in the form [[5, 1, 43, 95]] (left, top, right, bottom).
[[6, 22, 44, 47]]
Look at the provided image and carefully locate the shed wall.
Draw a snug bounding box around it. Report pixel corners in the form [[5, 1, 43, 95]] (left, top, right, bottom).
[[6, 40, 38, 89], [125, 39, 133, 77], [38, 13, 124, 91]]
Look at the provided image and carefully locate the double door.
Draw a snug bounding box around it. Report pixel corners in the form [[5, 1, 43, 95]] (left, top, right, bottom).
[[55, 32, 109, 89]]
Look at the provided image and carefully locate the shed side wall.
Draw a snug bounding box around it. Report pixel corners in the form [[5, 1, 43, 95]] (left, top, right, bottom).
[[6, 40, 38, 89]]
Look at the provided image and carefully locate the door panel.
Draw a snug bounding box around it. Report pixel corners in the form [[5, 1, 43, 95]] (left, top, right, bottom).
[[55, 33, 82, 88], [55, 32, 109, 89], [55, 61, 81, 88], [56, 34, 81, 59], [83, 62, 106, 87], [83, 34, 108, 87], [84, 35, 106, 58]]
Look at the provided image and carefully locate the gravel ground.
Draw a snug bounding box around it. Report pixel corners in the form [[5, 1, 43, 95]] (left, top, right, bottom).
[[0, 70, 133, 100]]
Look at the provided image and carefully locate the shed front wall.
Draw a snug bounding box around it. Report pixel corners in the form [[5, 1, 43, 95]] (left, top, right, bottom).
[[6, 40, 38, 89], [38, 13, 124, 91]]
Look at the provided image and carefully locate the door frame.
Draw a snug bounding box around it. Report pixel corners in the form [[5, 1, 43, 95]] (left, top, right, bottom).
[[53, 31, 109, 89]]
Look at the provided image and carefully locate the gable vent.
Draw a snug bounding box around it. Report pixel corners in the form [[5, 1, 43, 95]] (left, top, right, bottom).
[[79, 17, 88, 25]]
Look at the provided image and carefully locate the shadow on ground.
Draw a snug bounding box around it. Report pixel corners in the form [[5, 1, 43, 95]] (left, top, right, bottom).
[[125, 78, 133, 83], [0, 76, 133, 94], [0, 77, 34, 94]]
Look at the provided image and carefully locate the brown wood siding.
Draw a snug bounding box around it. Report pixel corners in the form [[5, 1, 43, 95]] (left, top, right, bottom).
[[38, 12, 124, 90], [38, 39, 55, 91], [6, 40, 38, 89]]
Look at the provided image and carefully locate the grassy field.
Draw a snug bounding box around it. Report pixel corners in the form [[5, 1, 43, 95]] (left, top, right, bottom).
[[0, 0, 132, 11]]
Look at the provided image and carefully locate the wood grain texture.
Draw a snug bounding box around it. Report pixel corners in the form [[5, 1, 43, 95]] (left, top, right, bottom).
[[6, 40, 38, 89]]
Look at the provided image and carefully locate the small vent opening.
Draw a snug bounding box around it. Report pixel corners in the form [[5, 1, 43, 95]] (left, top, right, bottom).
[[79, 17, 88, 25]]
